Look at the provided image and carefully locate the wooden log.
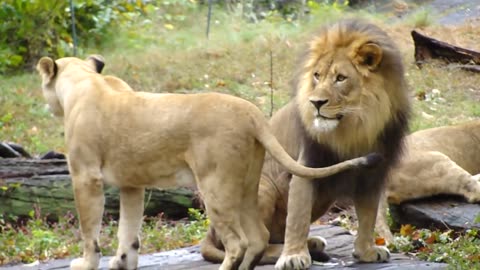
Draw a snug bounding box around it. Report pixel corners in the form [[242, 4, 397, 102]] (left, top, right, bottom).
[[0, 158, 198, 220], [411, 30, 480, 72], [0, 158, 68, 178]]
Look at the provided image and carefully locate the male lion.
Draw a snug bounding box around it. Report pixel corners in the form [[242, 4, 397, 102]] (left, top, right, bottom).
[[36, 55, 379, 270], [376, 121, 480, 243], [201, 19, 410, 269]]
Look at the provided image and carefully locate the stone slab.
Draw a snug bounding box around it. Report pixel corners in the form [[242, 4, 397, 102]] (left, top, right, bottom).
[[1, 225, 447, 270], [391, 196, 480, 231]]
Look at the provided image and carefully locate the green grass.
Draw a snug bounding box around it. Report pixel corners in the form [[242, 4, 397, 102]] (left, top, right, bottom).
[[2, 2, 480, 268], [0, 74, 64, 155], [0, 208, 208, 265], [389, 225, 480, 268], [405, 7, 436, 29], [408, 62, 480, 132]]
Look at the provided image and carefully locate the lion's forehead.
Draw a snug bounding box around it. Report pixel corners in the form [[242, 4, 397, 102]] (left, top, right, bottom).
[[313, 51, 356, 73]]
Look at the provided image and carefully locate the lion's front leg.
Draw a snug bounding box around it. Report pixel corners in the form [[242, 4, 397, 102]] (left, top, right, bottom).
[[353, 189, 390, 263], [70, 172, 105, 270], [109, 187, 145, 270], [375, 192, 394, 244], [275, 175, 315, 270]]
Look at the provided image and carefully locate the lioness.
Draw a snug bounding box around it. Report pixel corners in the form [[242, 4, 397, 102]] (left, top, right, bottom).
[[201, 19, 411, 269], [36, 55, 379, 270], [376, 121, 480, 243]]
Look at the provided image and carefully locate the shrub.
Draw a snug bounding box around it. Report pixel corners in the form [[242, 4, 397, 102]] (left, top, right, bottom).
[[0, 0, 151, 73]]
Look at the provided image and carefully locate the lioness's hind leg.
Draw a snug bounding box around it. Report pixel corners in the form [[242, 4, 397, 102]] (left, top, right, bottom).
[[238, 147, 269, 270], [70, 172, 105, 270], [201, 226, 226, 263], [353, 189, 390, 263], [109, 187, 145, 270], [199, 175, 247, 270], [239, 208, 268, 269]]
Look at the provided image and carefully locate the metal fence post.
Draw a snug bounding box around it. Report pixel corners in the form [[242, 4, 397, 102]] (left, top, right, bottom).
[[69, 0, 78, 56]]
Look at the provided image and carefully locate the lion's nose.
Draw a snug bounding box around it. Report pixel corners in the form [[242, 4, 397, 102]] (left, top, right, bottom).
[[310, 99, 328, 110]]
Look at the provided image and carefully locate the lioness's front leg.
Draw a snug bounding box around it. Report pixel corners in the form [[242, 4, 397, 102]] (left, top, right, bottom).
[[275, 175, 315, 270], [70, 172, 105, 270], [353, 190, 390, 263], [109, 187, 145, 270]]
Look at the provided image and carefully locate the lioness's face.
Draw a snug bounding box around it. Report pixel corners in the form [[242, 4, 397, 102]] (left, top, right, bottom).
[[297, 42, 383, 133], [36, 55, 105, 117]]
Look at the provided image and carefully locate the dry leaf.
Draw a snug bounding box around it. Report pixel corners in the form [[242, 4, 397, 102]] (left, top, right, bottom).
[[425, 234, 437, 244], [400, 224, 414, 236], [375, 237, 386, 246]]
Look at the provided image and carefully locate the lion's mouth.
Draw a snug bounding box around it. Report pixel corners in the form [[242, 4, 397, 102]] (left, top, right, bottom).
[[316, 113, 344, 121]]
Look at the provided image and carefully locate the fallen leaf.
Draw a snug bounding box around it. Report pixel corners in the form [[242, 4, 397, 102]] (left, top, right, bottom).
[[412, 231, 421, 241], [375, 237, 386, 246], [425, 234, 436, 244], [418, 246, 431, 253], [400, 224, 414, 237]]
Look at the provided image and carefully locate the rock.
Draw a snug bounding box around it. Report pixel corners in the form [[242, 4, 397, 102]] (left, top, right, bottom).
[[40, 151, 66, 160], [390, 195, 480, 231], [0, 142, 30, 158], [0, 225, 447, 270]]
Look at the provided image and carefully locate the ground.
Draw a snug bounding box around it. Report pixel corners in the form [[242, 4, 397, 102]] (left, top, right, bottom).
[[0, 225, 447, 270]]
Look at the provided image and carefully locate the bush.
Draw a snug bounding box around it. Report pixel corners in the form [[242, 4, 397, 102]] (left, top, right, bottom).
[[0, 0, 151, 74]]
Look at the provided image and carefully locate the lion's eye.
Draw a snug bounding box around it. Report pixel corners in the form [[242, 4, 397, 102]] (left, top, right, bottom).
[[336, 74, 347, 82], [313, 72, 320, 81]]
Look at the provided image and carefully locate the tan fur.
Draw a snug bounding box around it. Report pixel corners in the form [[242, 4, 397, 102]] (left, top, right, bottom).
[[36, 55, 377, 270], [201, 19, 410, 269], [376, 121, 480, 243]]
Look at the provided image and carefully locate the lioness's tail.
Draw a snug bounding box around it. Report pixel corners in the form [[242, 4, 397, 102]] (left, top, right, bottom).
[[255, 123, 381, 179]]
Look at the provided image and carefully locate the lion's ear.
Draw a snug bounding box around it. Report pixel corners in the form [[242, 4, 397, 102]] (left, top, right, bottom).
[[36, 57, 57, 83], [355, 43, 383, 71], [86, 55, 105, 73]]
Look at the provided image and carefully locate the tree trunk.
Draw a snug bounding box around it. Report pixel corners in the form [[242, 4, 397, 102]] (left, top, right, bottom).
[[0, 158, 198, 220], [411, 30, 480, 72]]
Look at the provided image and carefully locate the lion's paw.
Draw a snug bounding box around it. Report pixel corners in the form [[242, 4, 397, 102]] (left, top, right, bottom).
[[70, 258, 98, 270], [307, 236, 327, 253], [353, 245, 390, 263], [466, 193, 480, 203], [275, 252, 312, 270], [109, 253, 138, 270], [465, 180, 480, 203]]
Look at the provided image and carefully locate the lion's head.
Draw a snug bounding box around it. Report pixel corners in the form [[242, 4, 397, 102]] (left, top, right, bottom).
[[294, 20, 410, 157], [36, 55, 105, 117]]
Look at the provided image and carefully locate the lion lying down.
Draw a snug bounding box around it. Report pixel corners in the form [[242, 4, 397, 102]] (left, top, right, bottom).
[[376, 121, 480, 243], [36, 55, 379, 270]]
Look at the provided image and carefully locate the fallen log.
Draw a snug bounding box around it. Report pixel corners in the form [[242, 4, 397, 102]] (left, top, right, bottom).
[[0, 158, 198, 220], [411, 30, 480, 72], [0, 158, 68, 179]]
